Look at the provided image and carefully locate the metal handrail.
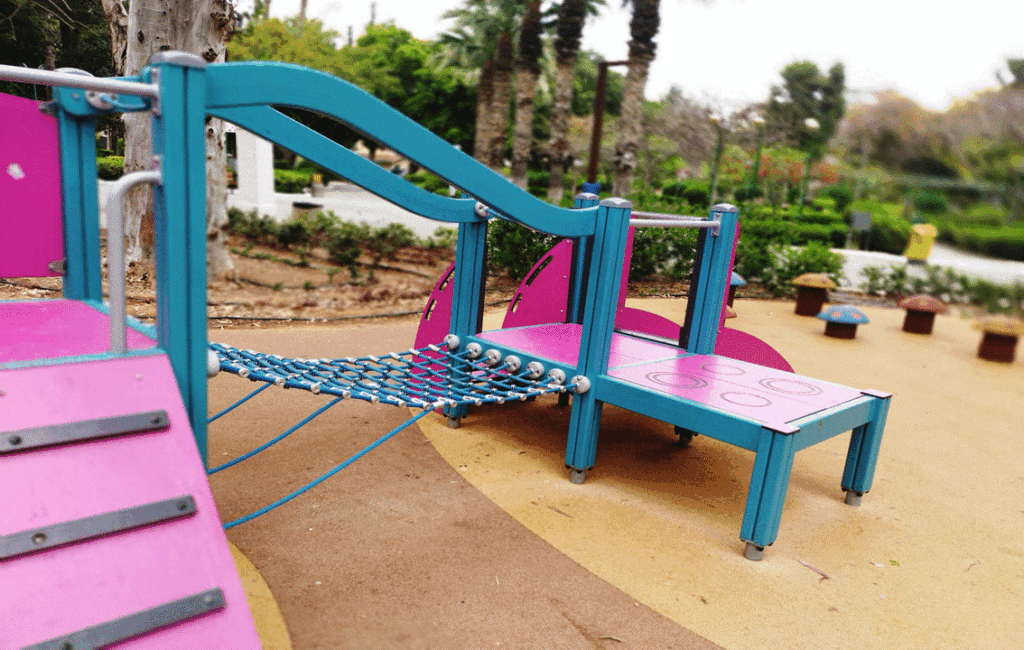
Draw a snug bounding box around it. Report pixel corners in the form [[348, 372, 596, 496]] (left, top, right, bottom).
[[105, 170, 162, 354], [0, 64, 158, 97]]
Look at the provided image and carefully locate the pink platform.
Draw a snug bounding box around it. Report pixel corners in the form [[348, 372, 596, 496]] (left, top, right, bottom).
[[0, 354, 259, 648], [1, 300, 156, 365], [0, 92, 64, 278], [480, 323, 861, 432]]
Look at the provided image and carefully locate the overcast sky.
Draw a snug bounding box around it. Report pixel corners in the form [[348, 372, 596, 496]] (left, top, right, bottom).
[[244, 0, 1022, 113]]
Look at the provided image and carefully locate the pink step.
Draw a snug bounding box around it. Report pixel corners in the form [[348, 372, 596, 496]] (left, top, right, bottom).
[[0, 354, 259, 649]]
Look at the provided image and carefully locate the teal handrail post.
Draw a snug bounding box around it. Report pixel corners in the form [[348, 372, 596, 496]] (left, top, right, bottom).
[[444, 205, 490, 422], [681, 203, 739, 355], [563, 198, 632, 480], [147, 52, 212, 466], [568, 192, 601, 324], [52, 89, 103, 300]]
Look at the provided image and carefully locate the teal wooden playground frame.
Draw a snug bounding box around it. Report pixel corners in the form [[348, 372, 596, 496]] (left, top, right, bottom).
[[17, 52, 890, 559]]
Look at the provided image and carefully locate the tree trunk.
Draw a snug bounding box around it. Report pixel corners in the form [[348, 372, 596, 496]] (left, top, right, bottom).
[[612, 0, 660, 197], [546, 59, 575, 201], [510, 0, 542, 189], [511, 65, 538, 189], [546, 0, 587, 202], [100, 0, 128, 75], [119, 0, 236, 279], [487, 29, 515, 171], [474, 61, 495, 164]]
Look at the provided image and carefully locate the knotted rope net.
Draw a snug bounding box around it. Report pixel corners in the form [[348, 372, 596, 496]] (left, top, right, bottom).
[[210, 341, 572, 410]]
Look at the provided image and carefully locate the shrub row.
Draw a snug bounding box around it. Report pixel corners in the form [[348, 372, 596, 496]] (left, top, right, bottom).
[[226, 207, 456, 279], [936, 224, 1024, 262], [860, 263, 1024, 316]]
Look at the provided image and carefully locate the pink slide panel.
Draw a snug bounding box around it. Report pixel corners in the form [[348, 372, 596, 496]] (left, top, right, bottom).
[[0, 355, 259, 648], [0, 92, 64, 278], [0, 300, 156, 365], [609, 353, 863, 432]]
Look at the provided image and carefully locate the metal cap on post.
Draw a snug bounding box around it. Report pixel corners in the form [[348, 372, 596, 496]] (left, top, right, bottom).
[[147, 51, 209, 69]]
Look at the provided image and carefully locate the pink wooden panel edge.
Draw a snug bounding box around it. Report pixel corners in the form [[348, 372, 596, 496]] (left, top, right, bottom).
[[0, 355, 260, 649], [0, 92, 64, 278]]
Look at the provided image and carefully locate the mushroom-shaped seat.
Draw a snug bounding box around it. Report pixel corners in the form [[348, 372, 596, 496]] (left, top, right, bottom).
[[724, 305, 737, 319], [973, 315, 1024, 363], [817, 304, 869, 339], [899, 294, 948, 334], [792, 273, 837, 316], [728, 272, 747, 306]]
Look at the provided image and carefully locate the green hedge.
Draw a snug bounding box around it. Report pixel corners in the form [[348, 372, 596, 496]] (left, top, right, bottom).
[[274, 169, 314, 193], [846, 200, 912, 255], [937, 224, 1024, 262], [96, 156, 124, 180]]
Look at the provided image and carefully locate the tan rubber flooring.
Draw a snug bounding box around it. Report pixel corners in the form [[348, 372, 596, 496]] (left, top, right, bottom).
[[209, 298, 1023, 649]]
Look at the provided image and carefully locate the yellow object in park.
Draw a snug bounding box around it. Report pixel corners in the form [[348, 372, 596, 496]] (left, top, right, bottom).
[[904, 223, 938, 262]]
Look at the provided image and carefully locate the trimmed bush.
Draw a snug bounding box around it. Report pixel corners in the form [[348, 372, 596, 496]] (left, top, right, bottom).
[[819, 184, 854, 213], [96, 156, 124, 180], [961, 203, 1007, 227], [274, 168, 313, 193], [913, 191, 949, 215], [487, 219, 561, 280], [939, 224, 1024, 262]]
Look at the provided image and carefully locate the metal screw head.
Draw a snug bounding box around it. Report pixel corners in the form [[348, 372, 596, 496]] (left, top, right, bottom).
[[177, 500, 189, 511], [32, 532, 47, 545], [8, 435, 22, 446]]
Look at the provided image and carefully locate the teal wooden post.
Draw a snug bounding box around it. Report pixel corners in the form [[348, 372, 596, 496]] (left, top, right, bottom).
[[842, 390, 892, 501], [682, 203, 739, 355], [568, 192, 600, 324], [740, 427, 798, 559], [564, 198, 632, 480], [444, 208, 489, 422], [52, 97, 102, 301], [147, 52, 211, 465]]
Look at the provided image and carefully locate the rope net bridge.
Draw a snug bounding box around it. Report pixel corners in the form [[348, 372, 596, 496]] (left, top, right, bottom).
[[207, 339, 578, 529]]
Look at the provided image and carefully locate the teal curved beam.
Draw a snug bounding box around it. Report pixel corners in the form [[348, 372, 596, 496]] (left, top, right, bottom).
[[210, 105, 479, 224], [203, 62, 597, 238]]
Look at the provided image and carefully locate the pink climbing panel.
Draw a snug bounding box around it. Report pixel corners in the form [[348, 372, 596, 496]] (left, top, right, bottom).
[[0, 300, 156, 365], [414, 262, 456, 349], [0, 92, 64, 278], [502, 239, 573, 328], [0, 354, 260, 649]]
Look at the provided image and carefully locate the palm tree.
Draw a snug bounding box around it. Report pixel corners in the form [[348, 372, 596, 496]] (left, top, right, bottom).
[[510, 0, 543, 188], [612, 0, 659, 197], [440, 0, 522, 170], [546, 0, 589, 201]]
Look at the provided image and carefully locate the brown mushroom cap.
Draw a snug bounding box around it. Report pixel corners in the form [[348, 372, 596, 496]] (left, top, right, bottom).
[[724, 306, 737, 319], [791, 273, 837, 289], [900, 294, 948, 314], [973, 314, 1024, 336]]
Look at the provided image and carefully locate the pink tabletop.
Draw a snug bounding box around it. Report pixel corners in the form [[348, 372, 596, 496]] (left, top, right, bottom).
[[0, 299, 156, 365], [0, 355, 259, 648]]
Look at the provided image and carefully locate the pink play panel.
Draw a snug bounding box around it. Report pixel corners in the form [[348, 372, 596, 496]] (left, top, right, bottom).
[[0, 300, 156, 365], [479, 323, 859, 431], [0, 354, 259, 648], [0, 92, 64, 278], [609, 354, 862, 432]]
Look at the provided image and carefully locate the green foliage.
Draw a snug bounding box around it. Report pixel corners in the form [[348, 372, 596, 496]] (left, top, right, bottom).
[[735, 240, 844, 297], [274, 169, 314, 193], [406, 170, 451, 194], [571, 51, 624, 117], [913, 191, 949, 215], [325, 221, 369, 279], [766, 61, 846, 157], [487, 219, 561, 280], [627, 228, 699, 281], [960, 203, 1007, 227], [681, 181, 710, 209], [365, 223, 417, 267], [859, 264, 1024, 315], [95, 156, 124, 181], [937, 224, 1024, 262], [819, 184, 854, 213], [846, 200, 912, 254]]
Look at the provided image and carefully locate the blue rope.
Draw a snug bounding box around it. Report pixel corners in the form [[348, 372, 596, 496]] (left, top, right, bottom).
[[207, 382, 273, 424], [207, 396, 344, 475], [221, 409, 432, 530]]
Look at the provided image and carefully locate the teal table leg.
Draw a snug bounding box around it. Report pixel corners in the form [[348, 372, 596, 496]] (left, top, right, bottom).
[[740, 428, 797, 560], [842, 391, 892, 505], [565, 393, 604, 483]]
